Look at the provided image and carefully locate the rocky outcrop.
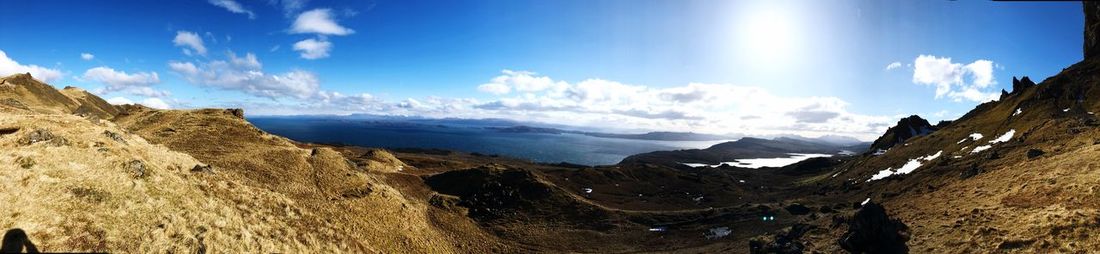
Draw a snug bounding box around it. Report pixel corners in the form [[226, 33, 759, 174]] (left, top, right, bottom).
[[1011, 76, 1036, 93], [1085, 2, 1100, 59], [868, 115, 935, 152], [838, 203, 910, 253]]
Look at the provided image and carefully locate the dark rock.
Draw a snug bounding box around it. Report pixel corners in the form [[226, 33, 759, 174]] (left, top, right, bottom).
[[819, 206, 836, 214], [999, 89, 1009, 100], [1026, 148, 1044, 159], [998, 239, 1036, 250], [225, 108, 245, 119], [190, 164, 213, 173], [1086, 2, 1100, 59], [1012, 76, 1037, 93], [838, 202, 910, 254], [869, 115, 936, 152], [784, 203, 812, 216]]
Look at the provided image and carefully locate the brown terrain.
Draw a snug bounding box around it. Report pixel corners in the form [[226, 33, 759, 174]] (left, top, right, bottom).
[[3, 3, 1100, 253]]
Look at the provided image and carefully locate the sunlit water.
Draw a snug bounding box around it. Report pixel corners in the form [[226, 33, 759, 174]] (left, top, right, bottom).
[[249, 117, 731, 166]]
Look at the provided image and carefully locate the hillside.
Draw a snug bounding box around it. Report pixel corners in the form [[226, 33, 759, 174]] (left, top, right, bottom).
[[0, 73, 508, 253], [749, 3, 1100, 252]]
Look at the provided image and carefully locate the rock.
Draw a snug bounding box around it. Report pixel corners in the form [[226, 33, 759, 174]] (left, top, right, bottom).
[[225, 108, 245, 119], [819, 206, 836, 214], [1026, 148, 1044, 159], [17, 128, 68, 146], [1012, 76, 1037, 93], [838, 202, 910, 254], [341, 186, 374, 199], [1086, 2, 1100, 59], [126, 160, 147, 178], [784, 203, 812, 216], [998, 238, 1036, 250], [999, 89, 1009, 100], [102, 130, 126, 144], [191, 164, 213, 173], [869, 115, 936, 152]]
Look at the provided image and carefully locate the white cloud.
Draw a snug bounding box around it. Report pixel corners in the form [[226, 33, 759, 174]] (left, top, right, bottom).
[[169, 51, 320, 99], [82, 66, 167, 97], [105, 96, 170, 109], [173, 31, 207, 56], [477, 82, 511, 95], [228, 51, 262, 69], [885, 61, 902, 70], [478, 70, 566, 94], [141, 98, 171, 109], [80, 53, 95, 61], [106, 97, 134, 105], [0, 50, 64, 83], [272, 0, 309, 16], [912, 55, 999, 103], [292, 38, 333, 59], [208, 0, 255, 19], [463, 70, 894, 139], [290, 9, 354, 35]]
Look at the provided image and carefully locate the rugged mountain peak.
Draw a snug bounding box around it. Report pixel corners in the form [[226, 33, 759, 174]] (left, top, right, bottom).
[[868, 115, 935, 152], [1011, 76, 1036, 93], [1085, 2, 1100, 59]]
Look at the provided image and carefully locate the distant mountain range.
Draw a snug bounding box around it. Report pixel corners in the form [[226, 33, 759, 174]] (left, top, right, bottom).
[[487, 125, 741, 141], [621, 136, 871, 166]]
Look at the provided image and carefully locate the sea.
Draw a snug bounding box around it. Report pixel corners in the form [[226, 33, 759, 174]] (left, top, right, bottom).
[[248, 116, 730, 166]]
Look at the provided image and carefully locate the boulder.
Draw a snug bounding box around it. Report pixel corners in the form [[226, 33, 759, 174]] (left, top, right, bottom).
[[1026, 148, 1044, 159], [838, 202, 910, 253], [784, 204, 812, 216]]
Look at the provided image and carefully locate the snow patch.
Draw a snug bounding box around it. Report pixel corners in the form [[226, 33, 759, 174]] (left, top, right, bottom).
[[959, 133, 983, 144], [919, 150, 943, 161], [861, 198, 871, 206], [971, 145, 991, 153], [866, 150, 941, 182], [990, 129, 1015, 143], [1013, 108, 1022, 116], [680, 153, 832, 169]]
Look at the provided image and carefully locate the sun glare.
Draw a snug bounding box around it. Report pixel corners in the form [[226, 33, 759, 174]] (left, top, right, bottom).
[[737, 8, 799, 66]]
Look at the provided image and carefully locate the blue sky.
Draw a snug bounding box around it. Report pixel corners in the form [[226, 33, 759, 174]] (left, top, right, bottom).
[[0, 0, 1084, 139]]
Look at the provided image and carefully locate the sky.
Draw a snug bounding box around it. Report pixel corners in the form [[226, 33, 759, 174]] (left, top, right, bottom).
[[0, 0, 1085, 140]]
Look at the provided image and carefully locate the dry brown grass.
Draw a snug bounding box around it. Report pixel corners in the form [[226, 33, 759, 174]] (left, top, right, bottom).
[[0, 113, 336, 252], [111, 107, 506, 253]]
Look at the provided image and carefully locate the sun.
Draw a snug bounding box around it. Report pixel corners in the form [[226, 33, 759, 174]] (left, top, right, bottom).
[[736, 8, 799, 66]]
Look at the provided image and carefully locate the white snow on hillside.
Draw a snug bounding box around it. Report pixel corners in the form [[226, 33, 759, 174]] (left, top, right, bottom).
[[971, 145, 991, 153], [866, 150, 942, 182], [958, 133, 984, 144], [990, 129, 1016, 143]]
